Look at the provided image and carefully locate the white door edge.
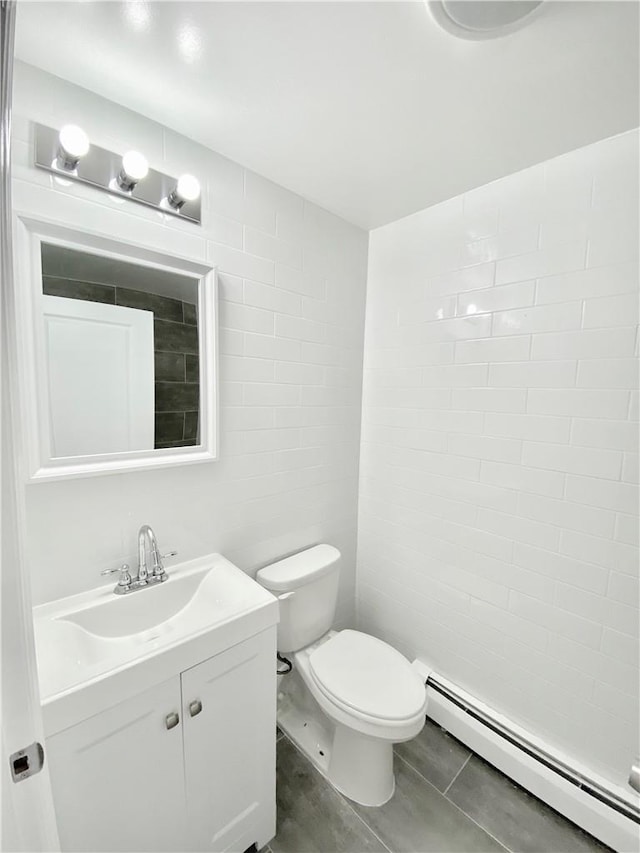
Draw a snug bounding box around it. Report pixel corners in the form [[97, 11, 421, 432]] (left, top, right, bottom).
[[1, 2, 60, 848]]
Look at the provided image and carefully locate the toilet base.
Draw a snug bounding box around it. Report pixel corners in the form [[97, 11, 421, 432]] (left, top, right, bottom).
[[328, 725, 395, 807], [277, 664, 334, 777], [276, 666, 397, 807]]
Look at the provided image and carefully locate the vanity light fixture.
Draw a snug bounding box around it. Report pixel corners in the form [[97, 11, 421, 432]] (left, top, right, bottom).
[[117, 150, 149, 192], [56, 124, 90, 171], [168, 174, 201, 210], [34, 123, 202, 225]]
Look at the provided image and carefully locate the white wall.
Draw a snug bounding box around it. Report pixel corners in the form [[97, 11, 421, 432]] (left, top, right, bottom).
[[12, 62, 368, 625], [359, 129, 639, 788]]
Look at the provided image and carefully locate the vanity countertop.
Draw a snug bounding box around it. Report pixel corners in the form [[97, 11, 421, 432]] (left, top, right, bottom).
[[33, 553, 278, 735]]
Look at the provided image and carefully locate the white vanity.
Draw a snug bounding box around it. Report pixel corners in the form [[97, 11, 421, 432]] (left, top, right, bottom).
[[33, 554, 279, 853]]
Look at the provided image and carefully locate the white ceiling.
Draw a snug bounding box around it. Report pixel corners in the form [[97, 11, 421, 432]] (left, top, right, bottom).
[[15, 1, 640, 230]]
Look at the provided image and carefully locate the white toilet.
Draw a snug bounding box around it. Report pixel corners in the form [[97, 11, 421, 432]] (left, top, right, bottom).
[[257, 544, 427, 807]]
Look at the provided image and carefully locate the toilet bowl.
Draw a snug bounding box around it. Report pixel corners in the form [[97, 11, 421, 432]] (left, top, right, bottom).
[[295, 628, 426, 805], [257, 545, 427, 806]]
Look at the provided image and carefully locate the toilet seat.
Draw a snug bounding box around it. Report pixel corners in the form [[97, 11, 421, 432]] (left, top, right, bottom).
[[308, 630, 426, 724]]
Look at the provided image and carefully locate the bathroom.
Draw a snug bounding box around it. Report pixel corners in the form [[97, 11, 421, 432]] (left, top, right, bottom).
[[1, 1, 638, 851]]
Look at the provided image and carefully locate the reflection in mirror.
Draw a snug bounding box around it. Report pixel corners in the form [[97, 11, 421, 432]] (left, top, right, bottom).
[[40, 244, 200, 457]]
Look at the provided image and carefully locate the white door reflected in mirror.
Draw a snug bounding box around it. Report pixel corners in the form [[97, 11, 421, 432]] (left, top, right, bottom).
[[43, 295, 154, 456]]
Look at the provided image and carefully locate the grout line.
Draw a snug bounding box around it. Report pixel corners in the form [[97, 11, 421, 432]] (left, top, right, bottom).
[[336, 792, 394, 853], [395, 753, 511, 853], [437, 755, 513, 853], [445, 798, 512, 853], [388, 739, 471, 798], [443, 752, 471, 796]]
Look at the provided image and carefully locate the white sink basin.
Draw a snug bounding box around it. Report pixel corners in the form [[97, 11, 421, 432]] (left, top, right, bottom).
[[33, 553, 278, 722], [62, 564, 237, 639]]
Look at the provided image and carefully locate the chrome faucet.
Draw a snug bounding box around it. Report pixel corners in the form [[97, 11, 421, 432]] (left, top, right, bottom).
[[138, 524, 151, 582], [138, 523, 173, 583], [101, 525, 177, 595]]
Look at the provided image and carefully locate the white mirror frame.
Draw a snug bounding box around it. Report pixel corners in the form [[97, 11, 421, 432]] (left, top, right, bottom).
[[13, 214, 218, 481]]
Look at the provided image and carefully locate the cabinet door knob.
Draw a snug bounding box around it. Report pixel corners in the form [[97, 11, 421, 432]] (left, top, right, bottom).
[[165, 712, 180, 730], [188, 699, 203, 717]]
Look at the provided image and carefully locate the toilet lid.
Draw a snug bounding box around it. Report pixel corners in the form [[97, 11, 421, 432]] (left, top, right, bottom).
[[309, 630, 426, 722]]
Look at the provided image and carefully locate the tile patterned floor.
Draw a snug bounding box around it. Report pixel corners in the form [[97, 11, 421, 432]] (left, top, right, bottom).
[[267, 718, 611, 853]]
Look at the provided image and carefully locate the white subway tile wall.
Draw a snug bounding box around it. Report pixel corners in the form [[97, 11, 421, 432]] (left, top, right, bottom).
[[359, 129, 639, 787], [13, 63, 368, 627]]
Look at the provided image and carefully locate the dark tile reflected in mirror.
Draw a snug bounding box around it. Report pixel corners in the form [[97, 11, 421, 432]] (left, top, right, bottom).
[[41, 243, 200, 454]]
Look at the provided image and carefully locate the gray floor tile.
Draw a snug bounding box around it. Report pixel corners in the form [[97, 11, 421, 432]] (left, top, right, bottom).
[[352, 754, 507, 853], [447, 756, 612, 853], [395, 716, 472, 793], [271, 737, 388, 853]]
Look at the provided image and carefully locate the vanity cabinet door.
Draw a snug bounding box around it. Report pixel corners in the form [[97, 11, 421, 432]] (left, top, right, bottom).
[[181, 628, 277, 852], [46, 677, 186, 852]]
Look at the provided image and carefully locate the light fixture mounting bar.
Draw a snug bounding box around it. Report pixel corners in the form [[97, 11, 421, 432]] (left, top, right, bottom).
[[34, 124, 201, 225]]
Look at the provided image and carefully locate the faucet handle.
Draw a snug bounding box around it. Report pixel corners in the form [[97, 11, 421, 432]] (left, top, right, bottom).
[[101, 564, 132, 587], [151, 551, 178, 579]]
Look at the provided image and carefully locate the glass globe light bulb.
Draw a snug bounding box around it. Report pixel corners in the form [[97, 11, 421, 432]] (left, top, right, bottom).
[[168, 174, 200, 209], [177, 174, 200, 202], [57, 124, 90, 170], [117, 151, 149, 191]]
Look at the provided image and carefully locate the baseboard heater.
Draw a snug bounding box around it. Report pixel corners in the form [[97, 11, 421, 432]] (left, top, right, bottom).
[[417, 667, 640, 852]]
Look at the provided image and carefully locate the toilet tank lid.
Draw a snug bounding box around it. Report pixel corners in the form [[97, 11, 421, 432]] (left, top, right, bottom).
[[256, 544, 340, 592]]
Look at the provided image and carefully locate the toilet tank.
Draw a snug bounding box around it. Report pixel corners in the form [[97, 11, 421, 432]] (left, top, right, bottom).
[[256, 545, 341, 653]]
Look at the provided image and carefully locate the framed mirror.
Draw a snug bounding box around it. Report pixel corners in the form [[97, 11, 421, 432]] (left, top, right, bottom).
[[14, 216, 218, 481]]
